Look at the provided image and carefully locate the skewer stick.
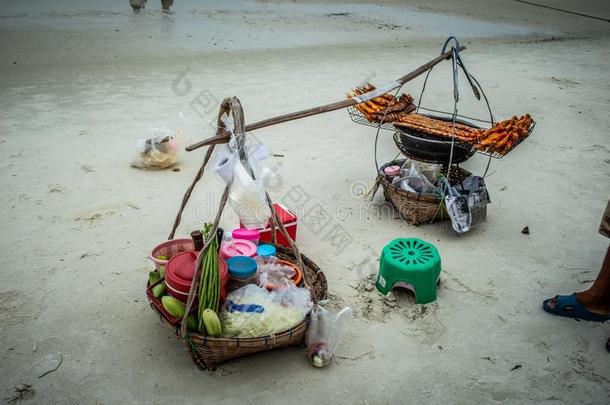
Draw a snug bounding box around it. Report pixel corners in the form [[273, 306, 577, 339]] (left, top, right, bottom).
[[185, 46, 465, 152]]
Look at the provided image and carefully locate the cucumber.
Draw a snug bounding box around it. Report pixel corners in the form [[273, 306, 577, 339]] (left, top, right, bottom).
[[201, 309, 222, 337], [162, 296, 198, 332], [162, 296, 185, 318], [152, 282, 166, 298], [186, 314, 198, 332], [148, 271, 160, 286]]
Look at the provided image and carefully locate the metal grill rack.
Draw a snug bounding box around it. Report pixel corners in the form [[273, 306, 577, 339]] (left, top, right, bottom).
[[347, 105, 395, 131]]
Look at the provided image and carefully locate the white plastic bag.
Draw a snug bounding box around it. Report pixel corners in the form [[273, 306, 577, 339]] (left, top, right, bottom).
[[131, 113, 184, 169], [217, 111, 274, 228], [228, 159, 272, 229], [306, 306, 353, 368], [221, 284, 312, 338]]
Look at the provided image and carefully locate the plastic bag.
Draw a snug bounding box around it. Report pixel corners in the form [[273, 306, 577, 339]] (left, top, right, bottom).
[[221, 284, 312, 338], [306, 306, 352, 368], [217, 111, 273, 228], [130, 113, 184, 169], [228, 160, 272, 229], [444, 186, 471, 233], [412, 161, 442, 185], [440, 175, 490, 233], [462, 175, 490, 226], [256, 256, 297, 290], [392, 160, 441, 195], [213, 144, 237, 183], [214, 114, 274, 185]]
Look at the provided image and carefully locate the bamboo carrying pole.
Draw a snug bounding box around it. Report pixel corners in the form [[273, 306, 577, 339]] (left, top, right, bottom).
[[185, 46, 465, 151]]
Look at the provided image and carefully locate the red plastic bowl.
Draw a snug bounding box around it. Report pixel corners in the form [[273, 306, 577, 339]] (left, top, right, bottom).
[[166, 282, 197, 303], [165, 251, 229, 303]]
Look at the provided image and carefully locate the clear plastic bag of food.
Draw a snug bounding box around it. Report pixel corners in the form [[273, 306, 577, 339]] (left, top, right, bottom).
[[392, 160, 440, 195], [306, 306, 353, 368], [228, 159, 272, 229], [412, 161, 442, 184], [221, 284, 312, 338], [256, 256, 297, 290], [131, 113, 185, 169]]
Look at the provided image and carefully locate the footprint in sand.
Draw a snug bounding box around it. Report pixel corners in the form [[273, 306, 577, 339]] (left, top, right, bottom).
[[74, 202, 140, 224]]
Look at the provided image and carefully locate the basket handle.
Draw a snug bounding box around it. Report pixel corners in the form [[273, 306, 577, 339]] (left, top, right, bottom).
[[167, 97, 244, 240]]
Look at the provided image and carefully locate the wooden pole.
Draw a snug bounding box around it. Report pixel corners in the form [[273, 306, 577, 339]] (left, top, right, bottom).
[[186, 46, 465, 152]]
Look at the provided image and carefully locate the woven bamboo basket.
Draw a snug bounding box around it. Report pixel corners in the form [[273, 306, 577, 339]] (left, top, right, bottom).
[[377, 159, 471, 226], [147, 244, 327, 370], [148, 96, 329, 371]]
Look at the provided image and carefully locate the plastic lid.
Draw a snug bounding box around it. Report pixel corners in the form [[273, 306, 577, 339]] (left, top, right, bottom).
[[232, 228, 260, 241], [384, 165, 401, 176], [220, 240, 257, 259], [257, 244, 277, 257], [226, 256, 257, 277], [166, 251, 198, 289]]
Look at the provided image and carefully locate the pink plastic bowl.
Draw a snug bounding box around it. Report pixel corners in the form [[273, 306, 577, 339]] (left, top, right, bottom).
[[149, 238, 194, 270]]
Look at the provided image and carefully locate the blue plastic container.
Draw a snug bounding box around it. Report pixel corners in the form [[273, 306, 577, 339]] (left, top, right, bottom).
[[226, 256, 258, 291]]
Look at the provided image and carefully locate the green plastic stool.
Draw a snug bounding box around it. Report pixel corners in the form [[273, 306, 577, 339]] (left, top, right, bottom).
[[376, 238, 441, 304]]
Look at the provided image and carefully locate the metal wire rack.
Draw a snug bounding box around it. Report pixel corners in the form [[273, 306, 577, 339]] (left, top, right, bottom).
[[414, 107, 536, 159], [347, 105, 395, 131], [350, 103, 536, 160], [476, 120, 537, 159]]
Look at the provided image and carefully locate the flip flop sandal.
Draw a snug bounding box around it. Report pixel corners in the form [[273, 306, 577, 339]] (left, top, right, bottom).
[[542, 294, 610, 322]]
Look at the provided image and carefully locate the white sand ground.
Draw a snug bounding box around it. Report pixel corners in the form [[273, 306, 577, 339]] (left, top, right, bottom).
[[1, 0, 610, 403]]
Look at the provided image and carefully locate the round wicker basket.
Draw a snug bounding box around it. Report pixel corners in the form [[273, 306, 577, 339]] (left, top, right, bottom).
[[146, 244, 327, 370], [378, 159, 471, 226]]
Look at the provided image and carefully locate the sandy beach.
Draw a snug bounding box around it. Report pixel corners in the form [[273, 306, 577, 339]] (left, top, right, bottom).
[[1, 0, 610, 403]]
